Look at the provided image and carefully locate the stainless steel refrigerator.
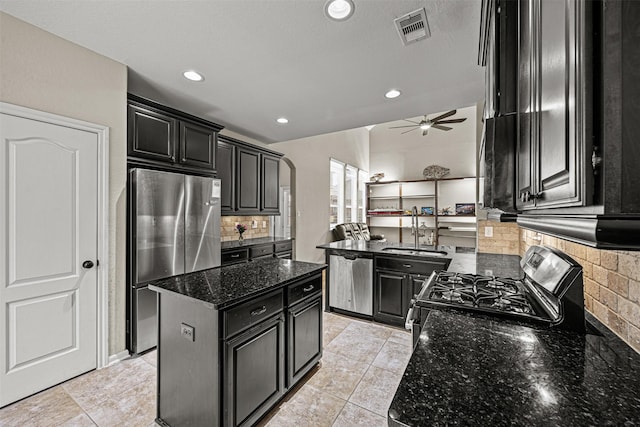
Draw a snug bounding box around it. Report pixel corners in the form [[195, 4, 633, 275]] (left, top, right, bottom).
[[127, 168, 221, 354]]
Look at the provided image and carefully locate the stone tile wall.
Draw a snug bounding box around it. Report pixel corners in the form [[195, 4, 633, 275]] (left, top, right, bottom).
[[221, 216, 271, 241], [520, 229, 640, 354], [479, 219, 640, 353], [477, 220, 520, 255]]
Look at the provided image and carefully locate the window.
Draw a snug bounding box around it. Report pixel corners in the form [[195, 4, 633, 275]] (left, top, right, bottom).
[[358, 170, 368, 222], [329, 159, 368, 229], [330, 160, 345, 229]]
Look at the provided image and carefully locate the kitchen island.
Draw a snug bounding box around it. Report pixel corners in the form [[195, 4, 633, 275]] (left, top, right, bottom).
[[388, 309, 640, 426], [148, 258, 326, 427]]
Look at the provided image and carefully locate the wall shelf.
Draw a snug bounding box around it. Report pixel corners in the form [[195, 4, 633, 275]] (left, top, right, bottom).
[[366, 178, 478, 247]]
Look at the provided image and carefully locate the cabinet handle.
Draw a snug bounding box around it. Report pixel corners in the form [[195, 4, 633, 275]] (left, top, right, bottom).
[[403, 264, 412, 268], [250, 306, 267, 316], [303, 285, 315, 292], [230, 254, 240, 258]]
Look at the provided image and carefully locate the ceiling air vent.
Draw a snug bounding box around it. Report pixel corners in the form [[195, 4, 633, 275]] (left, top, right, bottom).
[[394, 8, 431, 46]]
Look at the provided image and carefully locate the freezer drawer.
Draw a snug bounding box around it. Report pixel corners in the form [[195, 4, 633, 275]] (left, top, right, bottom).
[[329, 254, 373, 316]]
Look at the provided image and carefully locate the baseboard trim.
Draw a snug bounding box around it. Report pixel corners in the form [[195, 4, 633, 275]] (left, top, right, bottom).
[[107, 350, 130, 367]]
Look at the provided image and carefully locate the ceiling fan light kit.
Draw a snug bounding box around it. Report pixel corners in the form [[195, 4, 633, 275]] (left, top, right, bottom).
[[389, 109, 466, 136]]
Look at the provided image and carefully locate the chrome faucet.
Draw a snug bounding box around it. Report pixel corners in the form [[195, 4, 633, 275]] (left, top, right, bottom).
[[411, 206, 420, 248]]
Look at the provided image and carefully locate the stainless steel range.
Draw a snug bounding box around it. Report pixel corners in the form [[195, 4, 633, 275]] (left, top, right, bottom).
[[406, 246, 585, 345]]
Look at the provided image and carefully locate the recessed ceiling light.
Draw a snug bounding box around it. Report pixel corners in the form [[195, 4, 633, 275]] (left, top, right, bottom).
[[385, 89, 401, 99], [325, 0, 355, 21], [183, 70, 204, 82], [276, 117, 289, 124]]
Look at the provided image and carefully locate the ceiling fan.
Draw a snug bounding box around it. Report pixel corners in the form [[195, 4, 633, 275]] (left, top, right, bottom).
[[390, 110, 467, 136]]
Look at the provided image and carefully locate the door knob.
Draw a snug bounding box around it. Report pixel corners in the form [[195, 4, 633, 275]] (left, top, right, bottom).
[[82, 260, 95, 269]]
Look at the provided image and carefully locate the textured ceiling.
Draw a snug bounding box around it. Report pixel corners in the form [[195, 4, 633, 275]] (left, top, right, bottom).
[[0, 0, 484, 143]]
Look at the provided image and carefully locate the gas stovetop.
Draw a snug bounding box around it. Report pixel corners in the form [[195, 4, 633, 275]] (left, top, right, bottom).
[[414, 246, 586, 331], [422, 271, 543, 320]]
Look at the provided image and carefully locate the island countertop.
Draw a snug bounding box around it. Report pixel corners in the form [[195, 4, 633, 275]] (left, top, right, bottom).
[[388, 310, 640, 426], [148, 258, 326, 309]]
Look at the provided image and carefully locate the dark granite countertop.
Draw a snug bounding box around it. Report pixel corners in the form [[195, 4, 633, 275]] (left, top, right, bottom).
[[221, 236, 292, 250], [388, 310, 640, 426], [148, 258, 325, 309], [316, 240, 522, 278]]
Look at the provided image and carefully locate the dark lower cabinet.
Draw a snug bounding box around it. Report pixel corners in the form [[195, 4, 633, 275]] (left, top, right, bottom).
[[224, 314, 285, 427], [374, 271, 407, 326], [287, 295, 322, 387], [374, 270, 428, 327]]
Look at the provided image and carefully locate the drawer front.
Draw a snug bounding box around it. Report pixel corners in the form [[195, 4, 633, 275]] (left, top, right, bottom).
[[222, 249, 249, 265], [274, 241, 292, 253], [224, 290, 283, 338], [288, 274, 322, 306], [375, 256, 446, 276], [250, 244, 273, 259]]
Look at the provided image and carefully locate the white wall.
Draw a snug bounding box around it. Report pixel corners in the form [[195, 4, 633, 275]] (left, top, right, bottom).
[[369, 105, 478, 180], [271, 128, 369, 263], [0, 12, 128, 356]]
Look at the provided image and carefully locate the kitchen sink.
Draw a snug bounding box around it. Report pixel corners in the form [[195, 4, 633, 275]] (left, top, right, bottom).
[[381, 247, 449, 257]]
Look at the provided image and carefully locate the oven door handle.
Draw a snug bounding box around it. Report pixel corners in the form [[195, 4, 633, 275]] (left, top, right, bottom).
[[405, 300, 417, 331]]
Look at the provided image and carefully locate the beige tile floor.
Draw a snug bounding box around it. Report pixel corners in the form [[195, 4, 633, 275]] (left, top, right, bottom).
[[0, 312, 412, 427]]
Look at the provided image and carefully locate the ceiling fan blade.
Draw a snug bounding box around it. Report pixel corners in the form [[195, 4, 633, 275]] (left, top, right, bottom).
[[435, 118, 467, 124], [403, 119, 421, 124], [430, 110, 457, 122], [389, 125, 419, 129], [402, 127, 420, 135], [431, 124, 453, 131]]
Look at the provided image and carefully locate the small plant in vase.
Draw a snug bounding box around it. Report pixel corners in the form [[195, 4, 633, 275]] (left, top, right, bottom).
[[235, 223, 247, 240]]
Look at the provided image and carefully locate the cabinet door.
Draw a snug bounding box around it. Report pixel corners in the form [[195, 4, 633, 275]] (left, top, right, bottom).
[[128, 103, 177, 162], [217, 140, 236, 213], [534, 0, 582, 208], [516, 0, 535, 210], [237, 148, 260, 212], [374, 270, 407, 326], [224, 314, 285, 427], [261, 154, 280, 213], [287, 296, 322, 387], [179, 121, 216, 170]]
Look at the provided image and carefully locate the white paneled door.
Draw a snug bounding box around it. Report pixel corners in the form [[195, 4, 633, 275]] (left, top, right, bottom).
[[0, 111, 98, 407]]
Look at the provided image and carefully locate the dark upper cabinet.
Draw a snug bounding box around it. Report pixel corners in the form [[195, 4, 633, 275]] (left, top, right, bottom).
[[128, 103, 177, 163], [516, 0, 592, 210], [127, 95, 223, 174], [479, 0, 518, 118], [218, 135, 282, 216], [217, 140, 236, 212], [179, 121, 216, 170], [237, 148, 260, 211], [261, 154, 280, 213]]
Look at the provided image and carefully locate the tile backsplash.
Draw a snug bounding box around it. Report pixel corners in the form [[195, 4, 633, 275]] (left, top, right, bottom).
[[478, 219, 640, 354], [221, 216, 271, 241]]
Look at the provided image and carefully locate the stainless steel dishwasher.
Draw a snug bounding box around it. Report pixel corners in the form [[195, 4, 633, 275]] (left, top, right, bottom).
[[329, 252, 373, 315]]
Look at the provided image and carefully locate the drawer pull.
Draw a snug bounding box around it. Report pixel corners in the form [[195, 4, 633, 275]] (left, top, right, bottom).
[[230, 254, 240, 258], [403, 264, 413, 268], [303, 285, 315, 292], [250, 306, 267, 316]]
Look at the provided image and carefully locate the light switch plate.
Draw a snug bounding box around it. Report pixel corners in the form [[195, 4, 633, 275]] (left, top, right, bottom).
[[484, 226, 493, 237], [181, 323, 195, 342]]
